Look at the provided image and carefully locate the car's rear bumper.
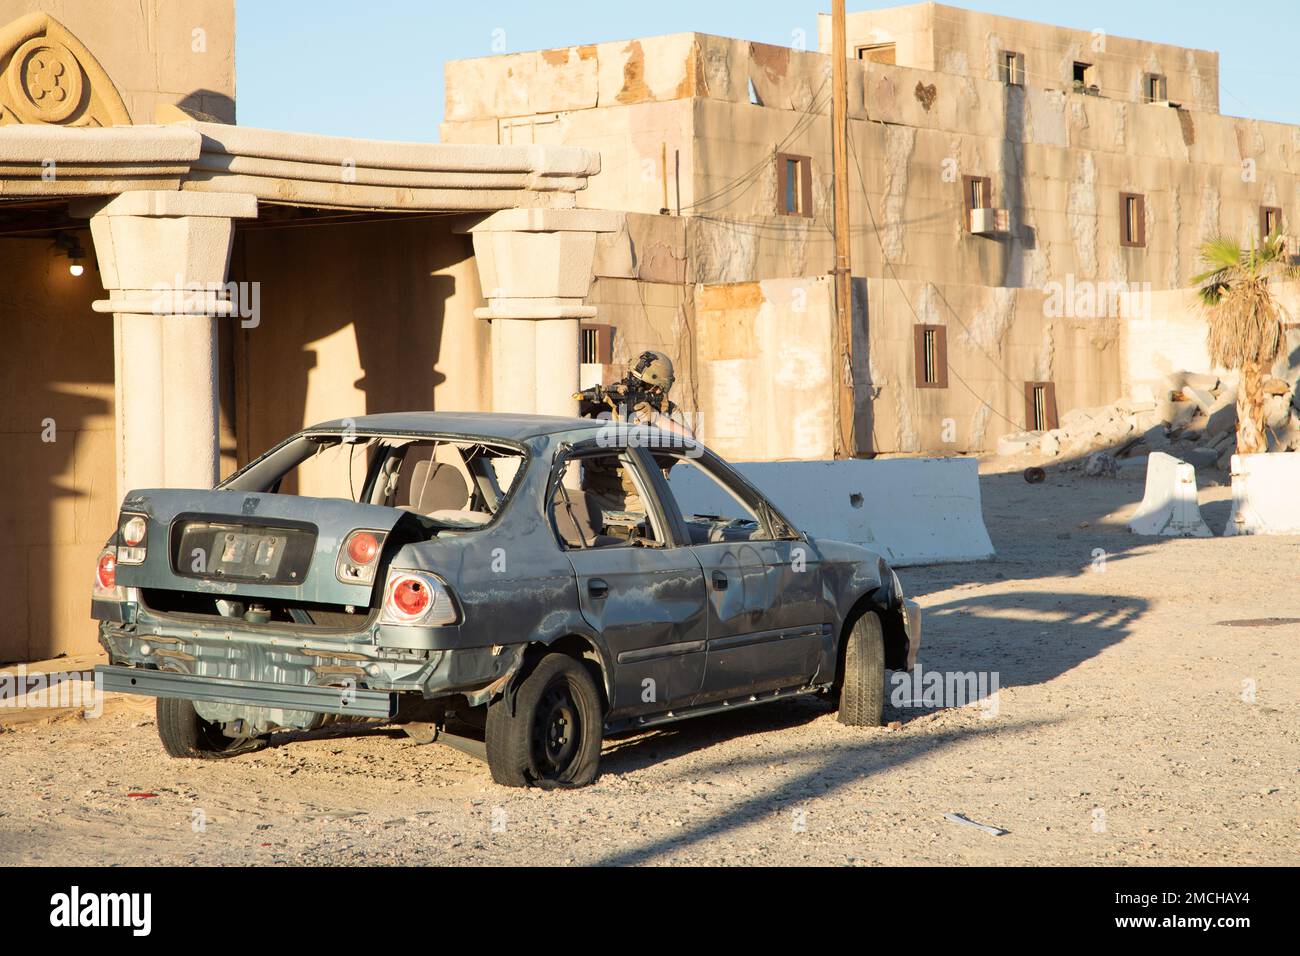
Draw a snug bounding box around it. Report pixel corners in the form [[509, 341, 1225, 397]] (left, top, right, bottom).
[[95, 664, 398, 718]]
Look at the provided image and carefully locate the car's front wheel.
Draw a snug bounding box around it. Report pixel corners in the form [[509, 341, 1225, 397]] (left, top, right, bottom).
[[835, 610, 886, 726], [155, 697, 267, 759], [485, 653, 603, 788]]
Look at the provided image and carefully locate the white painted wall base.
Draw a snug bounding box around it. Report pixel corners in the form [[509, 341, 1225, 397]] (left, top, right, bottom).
[[670, 457, 995, 566], [1225, 453, 1300, 535], [1129, 452, 1212, 537]]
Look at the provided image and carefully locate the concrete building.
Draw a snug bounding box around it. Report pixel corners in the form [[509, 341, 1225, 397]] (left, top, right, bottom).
[[441, 3, 1300, 458], [2, 1, 1299, 664]]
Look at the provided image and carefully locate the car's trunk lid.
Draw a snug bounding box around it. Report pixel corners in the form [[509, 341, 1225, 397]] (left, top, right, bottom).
[[115, 488, 406, 607]]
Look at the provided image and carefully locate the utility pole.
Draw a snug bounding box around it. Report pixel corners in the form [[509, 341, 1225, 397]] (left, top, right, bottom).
[[831, 0, 856, 458]]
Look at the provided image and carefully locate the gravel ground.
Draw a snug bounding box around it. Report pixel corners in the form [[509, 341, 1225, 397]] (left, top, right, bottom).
[[1, 460, 1297, 866]]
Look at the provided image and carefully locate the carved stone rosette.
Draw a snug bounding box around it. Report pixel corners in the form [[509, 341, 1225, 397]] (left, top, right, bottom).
[[0, 12, 130, 126]]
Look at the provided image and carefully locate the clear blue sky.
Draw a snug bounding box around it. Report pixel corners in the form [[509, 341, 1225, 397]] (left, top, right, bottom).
[[236, 0, 1300, 141]]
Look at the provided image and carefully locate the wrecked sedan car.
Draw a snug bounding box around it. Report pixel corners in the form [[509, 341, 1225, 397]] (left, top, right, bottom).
[[93, 412, 920, 788]]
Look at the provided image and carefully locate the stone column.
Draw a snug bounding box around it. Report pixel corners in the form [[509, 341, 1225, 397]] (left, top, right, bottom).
[[464, 209, 620, 417], [73, 191, 257, 500]]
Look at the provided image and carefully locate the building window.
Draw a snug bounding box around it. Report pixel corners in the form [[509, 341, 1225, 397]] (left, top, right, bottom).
[[1142, 73, 1168, 104], [1120, 193, 1146, 247], [579, 323, 612, 366], [914, 325, 948, 388], [962, 174, 992, 231], [1261, 206, 1283, 239], [1000, 51, 1025, 86], [1025, 382, 1059, 431], [855, 43, 895, 65], [777, 153, 813, 217], [1072, 61, 1095, 93]]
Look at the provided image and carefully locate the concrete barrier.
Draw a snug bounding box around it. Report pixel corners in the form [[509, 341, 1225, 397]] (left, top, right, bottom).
[[1129, 452, 1211, 537], [666, 457, 995, 566], [1225, 453, 1300, 535]]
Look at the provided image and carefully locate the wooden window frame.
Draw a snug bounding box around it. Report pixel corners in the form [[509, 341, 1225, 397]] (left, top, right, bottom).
[[776, 152, 813, 218], [913, 325, 948, 389], [1024, 381, 1059, 432], [579, 323, 613, 366], [1000, 51, 1025, 86], [1120, 193, 1146, 248], [1260, 206, 1283, 240], [1142, 72, 1168, 104], [855, 42, 896, 65], [962, 174, 992, 231]]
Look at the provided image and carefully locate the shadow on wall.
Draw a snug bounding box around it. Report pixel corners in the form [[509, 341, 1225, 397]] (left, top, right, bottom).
[[172, 89, 235, 124], [0, 232, 114, 664], [226, 216, 481, 483]]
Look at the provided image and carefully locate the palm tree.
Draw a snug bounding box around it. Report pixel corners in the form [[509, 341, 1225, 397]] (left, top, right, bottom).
[[1192, 232, 1296, 455]]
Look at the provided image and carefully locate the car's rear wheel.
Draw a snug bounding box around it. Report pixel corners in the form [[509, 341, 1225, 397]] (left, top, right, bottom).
[[835, 610, 886, 726], [485, 654, 603, 789], [155, 697, 267, 759]]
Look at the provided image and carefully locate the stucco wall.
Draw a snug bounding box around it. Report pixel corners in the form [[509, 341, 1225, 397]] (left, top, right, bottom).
[[0, 234, 114, 664], [228, 218, 489, 482]]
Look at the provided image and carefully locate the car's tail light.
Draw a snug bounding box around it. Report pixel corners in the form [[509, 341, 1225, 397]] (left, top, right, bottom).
[[336, 529, 387, 584], [380, 569, 457, 626], [117, 514, 148, 565], [93, 547, 125, 601]]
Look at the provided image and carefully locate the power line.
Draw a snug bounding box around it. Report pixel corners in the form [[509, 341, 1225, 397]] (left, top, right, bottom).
[[846, 128, 1027, 434]]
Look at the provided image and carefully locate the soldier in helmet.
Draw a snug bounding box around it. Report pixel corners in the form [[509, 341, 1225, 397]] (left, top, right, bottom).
[[572, 349, 694, 520]]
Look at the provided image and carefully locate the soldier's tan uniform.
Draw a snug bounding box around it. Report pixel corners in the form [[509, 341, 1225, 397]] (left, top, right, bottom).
[[572, 351, 692, 521]]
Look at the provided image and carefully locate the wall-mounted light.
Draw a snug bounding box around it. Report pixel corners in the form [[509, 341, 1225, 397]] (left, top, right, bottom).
[[53, 232, 87, 277]]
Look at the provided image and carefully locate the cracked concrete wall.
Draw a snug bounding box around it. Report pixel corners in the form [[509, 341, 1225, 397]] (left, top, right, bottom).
[[868, 277, 1120, 453], [443, 16, 1300, 455], [692, 278, 836, 460], [823, 3, 1219, 113]]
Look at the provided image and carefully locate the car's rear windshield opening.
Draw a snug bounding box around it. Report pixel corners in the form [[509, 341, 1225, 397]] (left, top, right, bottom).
[[222, 433, 526, 530]]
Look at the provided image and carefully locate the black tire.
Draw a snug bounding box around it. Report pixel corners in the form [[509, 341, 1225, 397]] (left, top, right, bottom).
[[835, 610, 886, 726], [155, 697, 267, 759], [485, 654, 603, 789]]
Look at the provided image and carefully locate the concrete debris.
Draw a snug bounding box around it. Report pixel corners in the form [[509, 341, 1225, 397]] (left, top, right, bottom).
[[1183, 386, 1217, 414], [1084, 451, 1118, 477], [1166, 370, 1219, 392], [997, 431, 1042, 456], [999, 367, 1298, 471], [1204, 398, 1237, 437]]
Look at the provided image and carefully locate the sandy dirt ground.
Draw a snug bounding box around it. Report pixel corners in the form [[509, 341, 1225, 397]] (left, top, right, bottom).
[[1, 460, 1297, 866]]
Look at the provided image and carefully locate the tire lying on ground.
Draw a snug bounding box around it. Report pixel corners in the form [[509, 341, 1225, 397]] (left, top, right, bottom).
[[835, 610, 886, 727], [155, 697, 268, 759], [485, 653, 604, 789]]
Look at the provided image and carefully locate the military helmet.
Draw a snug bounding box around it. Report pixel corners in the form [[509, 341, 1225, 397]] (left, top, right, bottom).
[[629, 350, 675, 392]]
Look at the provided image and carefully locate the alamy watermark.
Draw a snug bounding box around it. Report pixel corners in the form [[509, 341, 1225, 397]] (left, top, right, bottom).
[[890, 666, 1000, 718], [1043, 275, 1150, 321], [150, 275, 261, 328], [0, 666, 103, 718]]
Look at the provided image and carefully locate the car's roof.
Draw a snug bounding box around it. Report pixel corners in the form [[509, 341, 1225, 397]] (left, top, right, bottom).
[[305, 411, 605, 442]]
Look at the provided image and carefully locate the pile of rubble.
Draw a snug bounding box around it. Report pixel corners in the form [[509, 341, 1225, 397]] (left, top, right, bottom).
[[997, 370, 1300, 471]]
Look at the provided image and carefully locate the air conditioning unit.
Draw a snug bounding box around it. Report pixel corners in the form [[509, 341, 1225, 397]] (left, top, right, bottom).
[[970, 207, 1009, 236]]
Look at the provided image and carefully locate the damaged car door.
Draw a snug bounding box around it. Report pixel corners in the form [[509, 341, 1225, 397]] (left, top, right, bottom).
[[653, 449, 827, 702], [548, 443, 707, 719]]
